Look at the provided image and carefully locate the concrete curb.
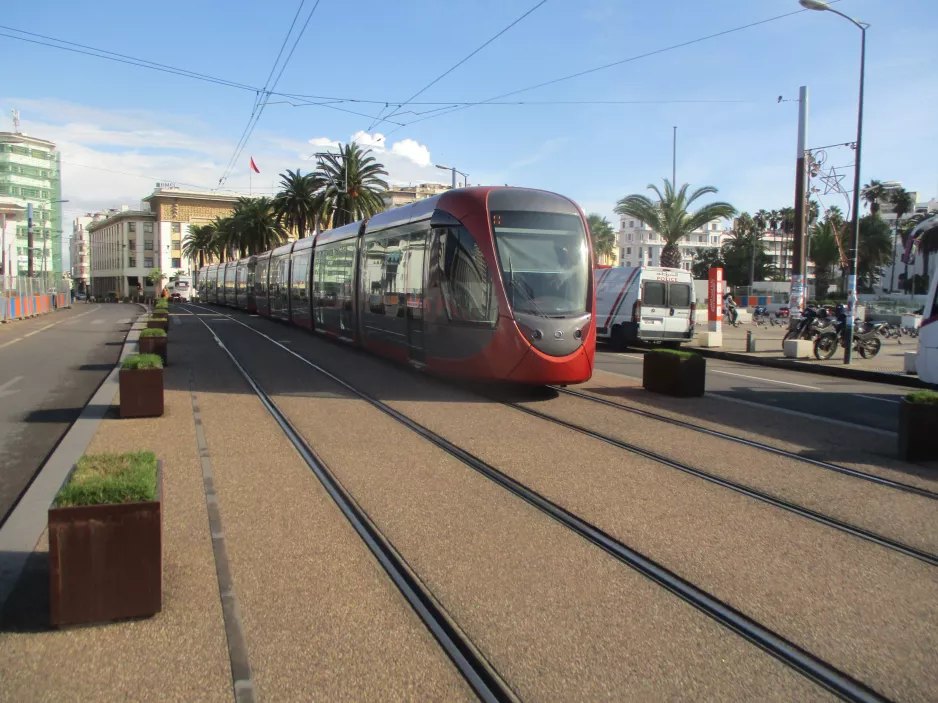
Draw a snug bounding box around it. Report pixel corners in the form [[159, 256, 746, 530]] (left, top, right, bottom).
[[687, 346, 933, 389], [0, 308, 147, 614]]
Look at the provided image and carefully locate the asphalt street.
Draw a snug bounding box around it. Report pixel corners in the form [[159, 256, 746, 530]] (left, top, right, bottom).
[[595, 345, 911, 433], [0, 303, 136, 524]]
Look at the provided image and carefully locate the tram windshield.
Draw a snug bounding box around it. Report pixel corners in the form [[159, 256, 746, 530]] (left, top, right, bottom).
[[491, 211, 589, 317]]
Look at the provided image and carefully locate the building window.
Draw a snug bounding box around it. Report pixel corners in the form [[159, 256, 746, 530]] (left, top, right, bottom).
[[128, 240, 135, 251], [711, 223, 718, 230], [129, 258, 136, 268], [144, 257, 154, 268], [144, 240, 154, 250], [171, 222, 181, 234], [128, 222, 136, 232], [626, 247, 632, 255], [627, 233, 633, 242], [711, 236, 719, 245], [144, 222, 153, 233], [629, 220, 634, 228], [172, 257, 181, 268], [171, 239, 181, 252]]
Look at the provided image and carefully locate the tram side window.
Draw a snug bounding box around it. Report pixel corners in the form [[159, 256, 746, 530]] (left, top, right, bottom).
[[432, 226, 495, 324], [255, 260, 268, 296], [336, 244, 356, 311], [382, 237, 405, 318], [292, 253, 310, 302]]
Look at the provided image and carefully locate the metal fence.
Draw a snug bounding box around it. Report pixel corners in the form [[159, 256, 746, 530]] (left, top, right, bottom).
[[0, 274, 72, 322]]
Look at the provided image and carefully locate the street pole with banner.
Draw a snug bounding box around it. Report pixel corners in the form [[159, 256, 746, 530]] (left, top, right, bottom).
[[789, 86, 809, 319], [707, 267, 724, 345], [27, 203, 34, 278]]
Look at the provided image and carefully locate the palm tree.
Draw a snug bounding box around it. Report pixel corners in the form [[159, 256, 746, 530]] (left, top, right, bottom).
[[614, 179, 736, 269], [182, 223, 215, 270], [273, 169, 324, 240], [857, 213, 893, 290], [315, 143, 389, 228], [586, 213, 616, 265], [861, 180, 888, 216], [808, 221, 842, 299], [777, 206, 796, 278], [210, 216, 236, 262], [230, 197, 288, 256]]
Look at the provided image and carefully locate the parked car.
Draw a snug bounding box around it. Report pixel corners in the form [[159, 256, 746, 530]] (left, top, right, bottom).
[[73, 291, 87, 301]]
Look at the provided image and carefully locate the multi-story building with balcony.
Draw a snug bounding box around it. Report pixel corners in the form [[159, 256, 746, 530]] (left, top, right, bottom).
[[615, 215, 731, 271], [87, 207, 158, 297], [0, 131, 63, 276], [70, 214, 94, 291], [381, 183, 451, 210], [142, 186, 246, 275]]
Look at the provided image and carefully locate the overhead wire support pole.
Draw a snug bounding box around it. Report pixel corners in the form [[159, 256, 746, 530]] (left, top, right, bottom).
[[790, 86, 808, 319], [672, 126, 677, 186]]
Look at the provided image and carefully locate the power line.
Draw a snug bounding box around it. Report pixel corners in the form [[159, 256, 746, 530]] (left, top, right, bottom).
[[0, 27, 256, 92], [383, 3, 830, 137], [219, 0, 323, 187], [368, 0, 548, 131]]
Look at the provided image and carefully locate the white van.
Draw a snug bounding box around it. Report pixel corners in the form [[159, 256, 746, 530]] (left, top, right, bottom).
[[595, 266, 697, 348], [917, 270, 938, 385]]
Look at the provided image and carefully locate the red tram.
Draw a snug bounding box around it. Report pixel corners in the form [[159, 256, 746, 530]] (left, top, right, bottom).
[[199, 187, 596, 384]]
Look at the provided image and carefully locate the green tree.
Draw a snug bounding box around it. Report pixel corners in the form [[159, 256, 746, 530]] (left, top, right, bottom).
[[861, 180, 888, 216], [857, 214, 893, 290], [691, 248, 724, 280], [808, 220, 842, 299], [230, 197, 288, 256], [209, 216, 236, 262], [147, 268, 166, 295], [315, 143, 389, 228], [273, 169, 324, 240], [182, 223, 215, 270], [614, 179, 735, 269], [586, 213, 616, 264]]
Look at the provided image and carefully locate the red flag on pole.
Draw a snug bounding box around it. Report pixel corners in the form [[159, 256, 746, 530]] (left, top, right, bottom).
[[249, 157, 260, 174]]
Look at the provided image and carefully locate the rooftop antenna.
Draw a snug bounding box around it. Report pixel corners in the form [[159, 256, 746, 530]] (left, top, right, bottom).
[[11, 109, 21, 133]]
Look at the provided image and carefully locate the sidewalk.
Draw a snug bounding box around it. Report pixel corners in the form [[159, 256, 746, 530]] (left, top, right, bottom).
[[0, 310, 472, 702], [686, 322, 928, 385]]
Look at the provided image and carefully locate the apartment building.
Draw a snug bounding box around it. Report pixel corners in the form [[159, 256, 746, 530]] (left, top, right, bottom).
[[381, 182, 451, 210], [616, 215, 730, 271], [70, 214, 93, 291], [87, 207, 158, 297]]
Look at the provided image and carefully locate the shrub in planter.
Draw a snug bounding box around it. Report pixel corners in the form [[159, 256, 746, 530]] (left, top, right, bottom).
[[643, 348, 706, 397], [119, 354, 164, 418], [138, 328, 167, 365], [898, 391, 938, 462], [49, 451, 162, 626]]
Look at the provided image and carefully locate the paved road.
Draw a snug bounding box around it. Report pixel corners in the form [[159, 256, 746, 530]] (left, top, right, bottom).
[[596, 345, 910, 433], [0, 303, 136, 524]]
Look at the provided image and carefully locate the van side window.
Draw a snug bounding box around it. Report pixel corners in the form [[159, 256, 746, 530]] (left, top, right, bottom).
[[642, 281, 666, 306], [669, 283, 691, 307]]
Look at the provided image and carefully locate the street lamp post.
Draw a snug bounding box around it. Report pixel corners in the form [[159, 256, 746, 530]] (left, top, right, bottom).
[[436, 164, 468, 188], [799, 0, 868, 364]]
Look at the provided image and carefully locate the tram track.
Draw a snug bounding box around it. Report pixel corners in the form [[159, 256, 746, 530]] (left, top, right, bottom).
[[181, 306, 518, 703], [182, 303, 889, 703], [550, 386, 938, 501]]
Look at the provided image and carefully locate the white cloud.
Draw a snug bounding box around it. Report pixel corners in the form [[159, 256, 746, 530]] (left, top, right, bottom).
[[391, 138, 432, 167], [307, 130, 446, 186]]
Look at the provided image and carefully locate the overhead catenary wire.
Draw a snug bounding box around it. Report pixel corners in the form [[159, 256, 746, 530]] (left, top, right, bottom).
[[367, 0, 548, 131], [382, 2, 844, 137], [218, 0, 323, 188]]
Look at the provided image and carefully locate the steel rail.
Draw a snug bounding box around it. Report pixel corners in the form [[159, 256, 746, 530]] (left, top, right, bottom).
[[183, 304, 890, 703], [552, 386, 938, 501], [184, 308, 518, 703]]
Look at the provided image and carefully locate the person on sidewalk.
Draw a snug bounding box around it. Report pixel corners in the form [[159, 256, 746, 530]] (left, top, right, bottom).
[[723, 286, 740, 327]]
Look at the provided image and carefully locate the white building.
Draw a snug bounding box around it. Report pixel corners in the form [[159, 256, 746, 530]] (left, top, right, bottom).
[[615, 215, 730, 271], [70, 214, 93, 291], [877, 192, 936, 292], [87, 206, 159, 298]]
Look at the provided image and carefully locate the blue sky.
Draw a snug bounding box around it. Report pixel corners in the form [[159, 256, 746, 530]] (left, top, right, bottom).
[[2, 0, 936, 226]]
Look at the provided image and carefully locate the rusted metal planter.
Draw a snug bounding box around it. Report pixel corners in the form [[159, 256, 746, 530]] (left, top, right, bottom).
[[643, 351, 706, 397], [49, 462, 163, 627], [146, 318, 168, 332], [119, 367, 164, 418], [138, 336, 167, 365], [898, 398, 938, 463]]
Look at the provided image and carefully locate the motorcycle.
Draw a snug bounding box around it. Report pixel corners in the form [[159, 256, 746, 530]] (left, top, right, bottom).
[[813, 313, 882, 360], [783, 306, 832, 343], [724, 303, 741, 327]]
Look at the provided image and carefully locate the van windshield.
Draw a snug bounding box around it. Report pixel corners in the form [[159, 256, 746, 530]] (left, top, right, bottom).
[[492, 211, 589, 317]]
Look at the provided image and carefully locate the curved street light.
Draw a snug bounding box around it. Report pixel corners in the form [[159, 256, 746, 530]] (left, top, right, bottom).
[[799, 0, 869, 364]]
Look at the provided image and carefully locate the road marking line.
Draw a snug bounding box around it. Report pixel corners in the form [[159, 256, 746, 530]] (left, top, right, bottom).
[[0, 337, 23, 349], [709, 393, 896, 436], [710, 369, 821, 390], [0, 375, 23, 398], [91, 319, 104, 325], [855, 394, 900, 404], [0, 304, 100, 346]]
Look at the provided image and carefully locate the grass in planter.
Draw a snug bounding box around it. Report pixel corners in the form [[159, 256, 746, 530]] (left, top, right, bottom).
[[54, 451, 157, 507], [139, 328, 166, 338], [122, 353, 163, 370], [649, 347, 696, 360], [906, 390, 938, 405]]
